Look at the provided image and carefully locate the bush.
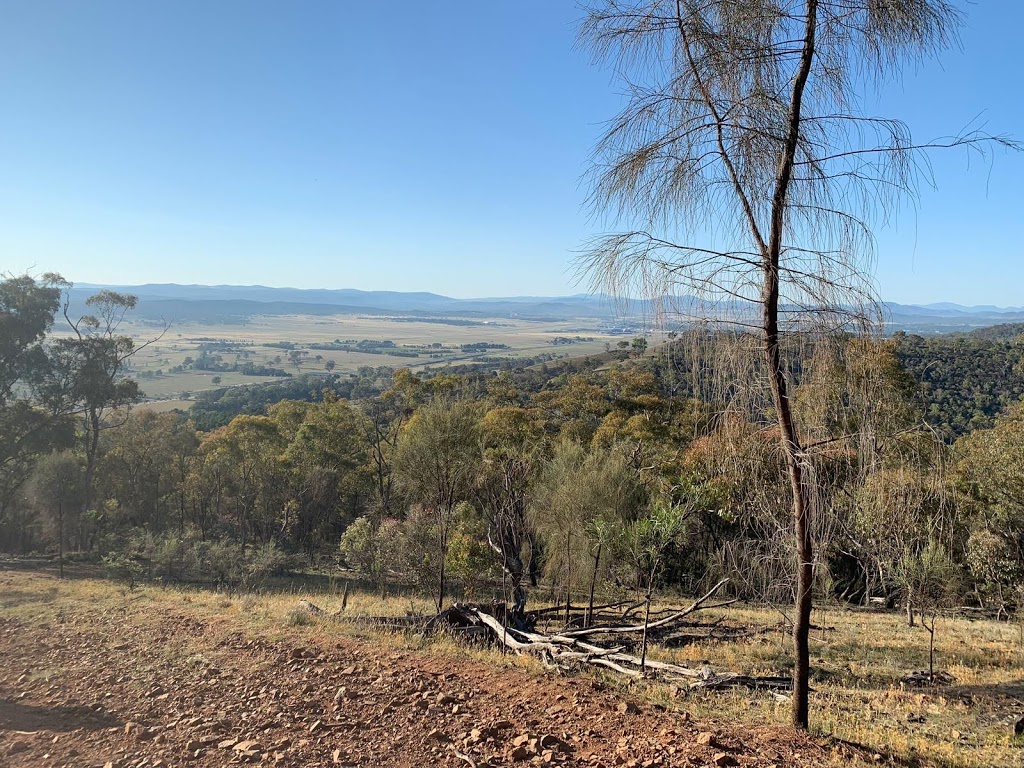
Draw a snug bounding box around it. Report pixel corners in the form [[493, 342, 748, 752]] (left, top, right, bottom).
[[340, 517, 375, 575], [244, 541, 295, 588], [102, 553, 144, 588]]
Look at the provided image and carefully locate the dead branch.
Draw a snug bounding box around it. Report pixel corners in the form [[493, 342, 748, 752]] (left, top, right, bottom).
[[559, 579, 733, 638]]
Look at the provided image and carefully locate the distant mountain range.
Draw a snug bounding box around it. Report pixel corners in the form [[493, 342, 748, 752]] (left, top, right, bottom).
[[67, 282, 1024, 334]]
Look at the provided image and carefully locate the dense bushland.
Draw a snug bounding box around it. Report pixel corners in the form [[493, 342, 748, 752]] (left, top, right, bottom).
[[3, 274, 1024, 620]]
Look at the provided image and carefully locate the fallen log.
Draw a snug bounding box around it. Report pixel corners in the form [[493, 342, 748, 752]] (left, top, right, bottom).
[[308, 596, 786, 694], [689, 673, 793, 691]]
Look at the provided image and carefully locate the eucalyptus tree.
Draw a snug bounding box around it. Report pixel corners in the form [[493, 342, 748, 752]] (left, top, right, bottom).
[[47, 288, 158, 520], [529, 440, 647, 623], [476, 405, 543, 621], [393, 398, 482, 612], [27, 450, 84, 578], [578, 0, 1015, 727], [0, 274, 75, 535]]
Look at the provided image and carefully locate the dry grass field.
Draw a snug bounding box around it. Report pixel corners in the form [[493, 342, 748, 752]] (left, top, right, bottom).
[[2, 564, 1021, 767], [115, 313, 626, 405]]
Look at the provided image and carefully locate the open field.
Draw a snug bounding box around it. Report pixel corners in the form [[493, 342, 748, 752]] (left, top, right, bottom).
[[2, 566, 1021, 767], [112, 313, 632, 405]]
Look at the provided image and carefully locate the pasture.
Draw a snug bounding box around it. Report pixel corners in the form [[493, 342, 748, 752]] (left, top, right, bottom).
[[120, 312, 630, 405]]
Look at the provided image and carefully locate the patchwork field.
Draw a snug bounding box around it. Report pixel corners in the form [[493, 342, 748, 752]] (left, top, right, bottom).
[[113, 313, 633, 405]]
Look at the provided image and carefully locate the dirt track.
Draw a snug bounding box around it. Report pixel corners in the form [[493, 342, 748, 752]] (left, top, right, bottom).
[[0, 575, 839, 768]]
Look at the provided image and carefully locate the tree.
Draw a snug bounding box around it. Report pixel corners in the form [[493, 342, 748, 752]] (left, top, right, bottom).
[[393, 398, 481, 611], [476, 406, 543, 621], [529, 440, 647, 622], [47, 288, 153, 522], [284, 397, 371, 559], [0, 274, 76, 541], [578, 0, 1015, 728], [954, 403, 1024, 612], [627, 501, 687, 672], [27, 451, 84, 579], [893, 540, 960, 681], [201, 415, 287, 548]]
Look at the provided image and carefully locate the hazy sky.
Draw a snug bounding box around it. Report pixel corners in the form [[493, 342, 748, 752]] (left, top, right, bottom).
[[1, 1, 1020, 304]]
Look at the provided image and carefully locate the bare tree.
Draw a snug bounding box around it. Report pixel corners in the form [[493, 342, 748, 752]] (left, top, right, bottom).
[[578, 0, 1016, 728]]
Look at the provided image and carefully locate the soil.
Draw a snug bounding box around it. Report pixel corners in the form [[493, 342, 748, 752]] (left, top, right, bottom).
[[0, 581, 845, 768]]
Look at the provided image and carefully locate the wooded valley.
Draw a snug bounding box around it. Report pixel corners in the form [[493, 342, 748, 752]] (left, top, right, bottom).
[[5, 273, 1024, 625]]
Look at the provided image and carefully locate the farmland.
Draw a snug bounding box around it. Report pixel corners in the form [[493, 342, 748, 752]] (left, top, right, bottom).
[[120, 313, 632, 405]]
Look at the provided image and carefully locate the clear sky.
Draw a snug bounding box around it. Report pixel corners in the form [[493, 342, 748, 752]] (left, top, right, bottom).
[[0, 1, 1020, 305]]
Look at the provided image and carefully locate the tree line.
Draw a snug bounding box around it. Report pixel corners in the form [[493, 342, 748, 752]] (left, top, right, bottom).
[[3, 274, 1022, 626]]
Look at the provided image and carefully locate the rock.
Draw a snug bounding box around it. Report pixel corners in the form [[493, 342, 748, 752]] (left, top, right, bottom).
[[1015, 716, 1024, 737], [712, 753, 735, 767], [217, 738, 239, 749], [427, 729, 449, 742], [7, 741, 29, 755], [511, 745, 532, 761], [696, 732, 717, 747], [436, 693, 457, 706], [233, 740, 263, 756], [617, 702, 640, 715]]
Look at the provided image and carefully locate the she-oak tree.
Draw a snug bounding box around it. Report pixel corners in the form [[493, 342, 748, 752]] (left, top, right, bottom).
[[578, 0, 1017, 728]]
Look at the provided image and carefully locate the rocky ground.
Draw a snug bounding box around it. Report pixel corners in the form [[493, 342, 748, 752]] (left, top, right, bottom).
[[0, 575, 851, 768]]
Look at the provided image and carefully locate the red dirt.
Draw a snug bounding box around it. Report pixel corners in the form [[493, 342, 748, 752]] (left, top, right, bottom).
[[0, 578, 844, 768]]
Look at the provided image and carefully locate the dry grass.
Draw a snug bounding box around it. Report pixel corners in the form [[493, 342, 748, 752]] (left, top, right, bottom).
[[107, 313, 629, 403], [615, 602, 1024, 767], [2, 564, 1021, 767]]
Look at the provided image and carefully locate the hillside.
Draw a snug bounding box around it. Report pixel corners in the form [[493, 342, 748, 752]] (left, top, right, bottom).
[[67, 282, 1024, 332]]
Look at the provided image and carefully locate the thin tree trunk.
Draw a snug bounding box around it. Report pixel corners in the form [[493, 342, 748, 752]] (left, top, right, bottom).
[[436, 505, 449, 614], [927, 611, 937, 681], [640, 575, 654, 673], [81, 408, 101, 520], [762, 0, 819, 731], [58, 501, 64, 580], [564, 533, 572, 625], [588, 542, 602, 628]]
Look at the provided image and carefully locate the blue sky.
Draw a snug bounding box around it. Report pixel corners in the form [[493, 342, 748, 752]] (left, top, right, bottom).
[[0, 1, 1020, 304]]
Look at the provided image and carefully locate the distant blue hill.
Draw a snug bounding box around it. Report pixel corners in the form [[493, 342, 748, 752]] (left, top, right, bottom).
[[68, 283, 1024, 334]]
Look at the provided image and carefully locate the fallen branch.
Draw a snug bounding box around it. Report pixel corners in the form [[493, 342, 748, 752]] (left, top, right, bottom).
[[559, 579, 733, 638]]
